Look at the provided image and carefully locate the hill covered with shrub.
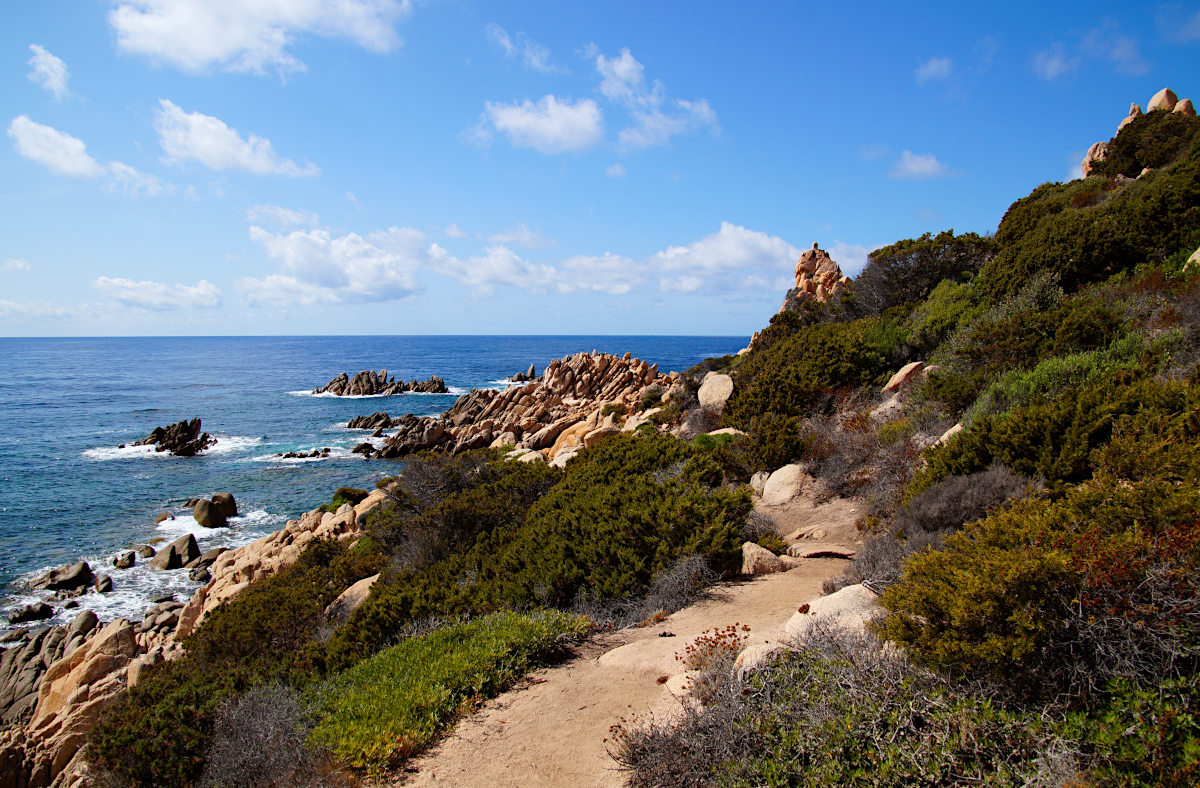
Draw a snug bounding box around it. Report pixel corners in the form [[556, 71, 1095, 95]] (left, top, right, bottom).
[[81, 92, 1200, 787]]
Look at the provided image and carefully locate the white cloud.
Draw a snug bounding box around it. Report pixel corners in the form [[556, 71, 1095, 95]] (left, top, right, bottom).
[[109, 0, 410, 75], [479, 95, 604, 154], [7, 115, 106, 178], [93, 277, 223, 309], [485, 23, 557, 72], [487, 224, 555, 249], [240, 225, 424, 304], [1159, 6, 1200, 41], [650, 222, 801, 292], [428, 244, 564, 296], [0, 299, 77, 320], [246, 204, 318, 226], [444, 223, 466, 238], [890, 150, 954, 179], [27, 45, 69, 100], [1080, 24, 1149, 75], [1032, 45, 1080, 80], [914, 56, 953, 85], [592, 47, 719, 149], [827, 241, 876, 277], [155, 100, 318, 176], [605, 163, 626, 177], [3, 259, 32, 272], [107, 161, 166, 196]]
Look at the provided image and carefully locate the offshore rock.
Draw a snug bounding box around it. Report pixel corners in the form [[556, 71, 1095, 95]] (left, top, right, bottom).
[[192, 499, 227, 528], [130, 418, 216, 457], [211, 492, 238, 518], [32, 563, 93, 593], [313, 370, 447, 396]]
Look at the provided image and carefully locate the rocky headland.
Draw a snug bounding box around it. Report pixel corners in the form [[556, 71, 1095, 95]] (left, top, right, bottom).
[[312, 370, 447, 396], [349, 351, 697, 465]]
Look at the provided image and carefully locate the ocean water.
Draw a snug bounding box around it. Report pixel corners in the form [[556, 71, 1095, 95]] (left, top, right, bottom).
[[0, 335, 746, 631]]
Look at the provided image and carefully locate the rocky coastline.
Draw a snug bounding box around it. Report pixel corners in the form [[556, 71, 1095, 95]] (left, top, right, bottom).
[[311, 370, 447, 396]]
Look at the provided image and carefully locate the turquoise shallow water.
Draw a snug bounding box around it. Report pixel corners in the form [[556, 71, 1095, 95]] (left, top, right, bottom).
[[0, 335, 745, 630]]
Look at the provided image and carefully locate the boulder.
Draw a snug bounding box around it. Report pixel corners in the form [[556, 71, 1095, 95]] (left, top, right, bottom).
[[1081, 141, 1109, 178], [869, 395, 903, 423], [761, 464, 808, 506], [188, 568, 211, 583], [7, 603, 52, 624], [94, 575, 113, 593], [1175, 98, 1196, 117], [882, 361, 925, 393], [934, 422, 964, 447], [749, 471, 769, 496], [784, 584, 881, 641], [741, 542, 787, 575], [133, 544, 156, 558], [786, 545, 856, 559], [193, 499, 227, 528], [149, 533, 200, 570], [33, 562, 94, 592], [211, 492, 238, 518], [153, 512, 174, 524], [734, 642, 786, 677], [1187, 246, 1200, 272], [112, 552, 135, 569], [697, 374, 734, 411], [323, 573, 380, 629], [1147, 87, 1178, 112], [67, 610, 98, 638]]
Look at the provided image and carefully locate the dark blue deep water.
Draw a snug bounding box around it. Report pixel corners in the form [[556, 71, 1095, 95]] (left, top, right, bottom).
[[0, 335, 745, 630]]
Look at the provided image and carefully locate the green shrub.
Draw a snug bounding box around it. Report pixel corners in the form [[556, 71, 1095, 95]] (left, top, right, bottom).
[[1095, 108, 1200, 179], [321, 433, 752, 672], [639, 385, 665, 411], [724, 318, 895, 426], [307, 610, 588, 773], [977, 132, 1200, 300], [852, 229, 997, 316], [88, 538, 385, 786], [902, 278, 987, 356], [883, 392, 1200, 689]]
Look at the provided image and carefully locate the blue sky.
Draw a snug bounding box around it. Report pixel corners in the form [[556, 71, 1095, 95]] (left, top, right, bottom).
[[1, 1, 1197, 337]]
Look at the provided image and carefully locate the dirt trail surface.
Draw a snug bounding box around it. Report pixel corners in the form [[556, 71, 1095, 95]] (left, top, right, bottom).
[[396, 490, 863, 788]]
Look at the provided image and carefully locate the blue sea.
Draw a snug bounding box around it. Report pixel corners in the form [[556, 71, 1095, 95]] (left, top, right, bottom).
[[0, 335, 746, 631]]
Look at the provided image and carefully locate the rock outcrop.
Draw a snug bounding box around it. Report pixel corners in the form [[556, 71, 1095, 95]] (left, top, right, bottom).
[[0, 489, 393, 788], [346, 412, 400, 431], [129, 418, 216, 457], [312, 370, 447, 396], [354, 351, 679, 463], [782, 243, 851, 309], [1083, 88, 1196, 178], [31, 564, 93, 594]]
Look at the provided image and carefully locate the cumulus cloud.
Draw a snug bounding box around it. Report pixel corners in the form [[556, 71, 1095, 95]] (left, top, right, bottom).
[[488, 224, 555, 249], [605, 163, 626, 177], [827, 241, 877, 277], [485, 23, 557, 72], [246, 204, 318, 226], [890, 150, 954, 179], [93, 277, 223, 309], [477, 95, 603, 154], [3, 259, 33, 272], [592, 47, 719, 149], [240, 225, 425, 304], [650, 222, 800, 292], [108, 0, 410, 75], [7, 115, 106, 178], [27, 45, 69, 100], [155, 100, 318, 176], [9, 116, 169, 196], [914, 56, 953, 84]]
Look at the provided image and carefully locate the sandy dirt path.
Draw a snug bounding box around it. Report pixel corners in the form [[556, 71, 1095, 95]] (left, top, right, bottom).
[[393, 492, 862, 788]]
